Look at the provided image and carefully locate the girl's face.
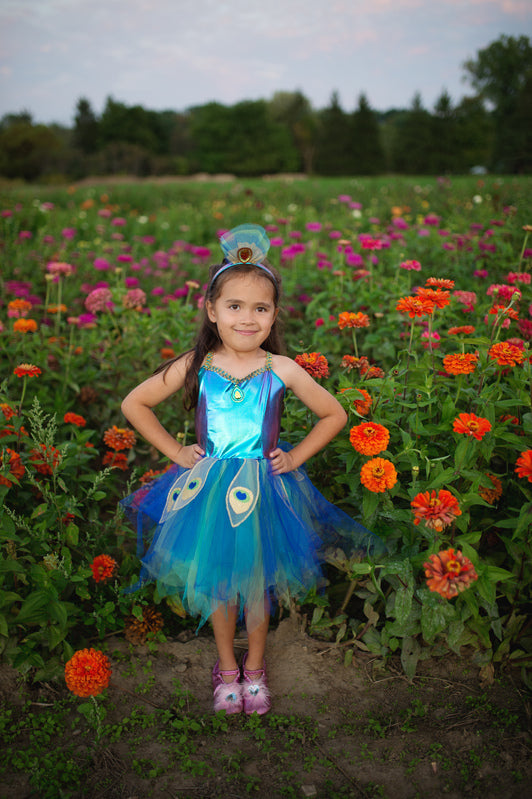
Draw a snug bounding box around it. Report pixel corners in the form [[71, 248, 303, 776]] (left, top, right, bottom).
[[206, 272, 278, 353]]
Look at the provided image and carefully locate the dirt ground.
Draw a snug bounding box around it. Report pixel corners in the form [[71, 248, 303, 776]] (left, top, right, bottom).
[[1, 617, 531, 799]]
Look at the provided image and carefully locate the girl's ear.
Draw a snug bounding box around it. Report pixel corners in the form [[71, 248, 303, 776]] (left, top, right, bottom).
[[206, 300, 216, 323]]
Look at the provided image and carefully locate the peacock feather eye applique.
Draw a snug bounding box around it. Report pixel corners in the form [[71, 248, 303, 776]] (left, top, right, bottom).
[[226, 461, 259, 526], [160, 458, 216, 520]]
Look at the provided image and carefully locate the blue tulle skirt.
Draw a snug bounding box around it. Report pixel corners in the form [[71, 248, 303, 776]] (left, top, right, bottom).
[[121, 455, 384, 630]]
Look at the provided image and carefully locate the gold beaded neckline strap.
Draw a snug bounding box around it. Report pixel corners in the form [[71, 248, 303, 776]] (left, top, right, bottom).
[[204, 352, 272, 403]]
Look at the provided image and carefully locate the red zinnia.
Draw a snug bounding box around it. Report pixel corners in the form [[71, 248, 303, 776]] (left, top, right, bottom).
[[415, 287, 451, 310], [65, 648, 112, 697], [295, 352, 329, 378], [452, 413, 491, 441], [426, 277, 455, 290], [13, 363, 42, 378], [0, 448, 25, 488], [352, 388, 372, 416], [90, 554, 118, 583], [64, 412, 87, 428], [479, 474, 503, 504], [29, 443, 61, 475], [411, 489, 461, 531], [448, 325, 475, 336], [424, 548, 478, 600], [360, 458, 397, 493], [13, 318, 38, 333], [349, 422, 390, 456], [515, 450, 532, 483], [102, 451, 129, 470]]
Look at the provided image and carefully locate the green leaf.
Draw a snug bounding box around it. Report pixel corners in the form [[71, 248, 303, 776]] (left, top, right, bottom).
[[400, 636, 420, 680], [15, 589, 53, 624]]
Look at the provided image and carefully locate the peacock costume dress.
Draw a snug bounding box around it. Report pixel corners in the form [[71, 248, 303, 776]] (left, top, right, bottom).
[[121, 350, 385, 631]]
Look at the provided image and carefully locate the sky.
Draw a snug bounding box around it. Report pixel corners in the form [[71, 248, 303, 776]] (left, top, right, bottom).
[[0, 0, 531, 126]]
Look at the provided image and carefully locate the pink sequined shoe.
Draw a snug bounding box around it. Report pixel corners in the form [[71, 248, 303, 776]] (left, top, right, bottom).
[[212, 661, 243, 714], [242, 652, 271, 715]]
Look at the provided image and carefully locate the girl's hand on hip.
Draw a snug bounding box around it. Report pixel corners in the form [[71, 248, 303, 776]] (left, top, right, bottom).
[[269, 447, 295, 474], [176, 444, 205, 468]]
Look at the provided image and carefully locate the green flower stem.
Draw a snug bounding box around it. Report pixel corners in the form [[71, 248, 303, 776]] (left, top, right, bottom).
[[402, 318, 415, 399], [17, 375, 28, 415], [454, 374, 464, 406], [54, 277, 63, 337], [518, 230, 530, 272], [351, 328, 359, 358]]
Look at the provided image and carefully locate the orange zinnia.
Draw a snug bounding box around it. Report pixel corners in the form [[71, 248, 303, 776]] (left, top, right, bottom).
[[426, 277, 455, 290], [8, 298, 33, 317], [424, 548, 478, 599], [452, 413, 491, 441], [360, 457, 397, 493], [411, 489, 461, 532], [515, 450, 532, 483], [90, 554, 118, 583], [13, 363, 42, 378], [488, 342, 524, 367], [295, 352, 329, 378], [415, 287, 451, 310], [350, 422, 390, 456], [448, 326, 475, 336], [103, 426, 137, 451], [479, 474, 503, 504], [442, 353, 479, 375], [65, 648, 112, 697], [396, 296, 435, 318], [353, 388, 372, 416], [13, 318, 38, 333], [338, 311, 370, 329], [64, 412, 87, 427]]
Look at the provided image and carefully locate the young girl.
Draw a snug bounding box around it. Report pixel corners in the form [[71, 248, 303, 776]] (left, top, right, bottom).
[[120, 224, 383, 716]]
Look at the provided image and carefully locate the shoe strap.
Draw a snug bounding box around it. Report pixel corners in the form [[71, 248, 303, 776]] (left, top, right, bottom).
[[219, 667, 240, 679]]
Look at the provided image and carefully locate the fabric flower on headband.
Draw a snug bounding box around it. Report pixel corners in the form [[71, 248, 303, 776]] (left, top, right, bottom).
[[220, 223, 270, 265]]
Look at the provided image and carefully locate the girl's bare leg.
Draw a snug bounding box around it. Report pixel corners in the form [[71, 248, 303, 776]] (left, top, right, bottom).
[[244, 598, 270, 670], [211, 603, 239, 679]]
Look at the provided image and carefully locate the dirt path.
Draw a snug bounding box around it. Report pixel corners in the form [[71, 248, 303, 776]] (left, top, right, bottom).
[[1, 618, 531, 798]]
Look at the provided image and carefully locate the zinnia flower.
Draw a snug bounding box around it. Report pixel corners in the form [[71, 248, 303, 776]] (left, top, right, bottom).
[[90, 554, 118, 583], [13, 318, 38, 333], [396, 296, 435, 318], [448, 326, 475, 336], [102, 451, 129, 470], [295, 352, 329, 378], [488, 342, 525, 367], [360, 458, 397, 493], [65, 648, 112, 697], [411, 489, 461, 531], [0, 448, 25, 488], [85, 287, 113, 314], [7, 298, 33, 317], [442, 353, 479, 375], [452, 413, 491, 441], [349, 422, 390, 456], [400, 260, 421, 271], [122, 288, 147, 309], [352, 388, 372, 416], [103, 426, 136, 451], [13, 364, 42, 378], [64, 412, 87, 428], [29, 444, 61, 475], [424, 548, 478, 599], [338, 311, 370, 329], [426, 277, 455, 290], [515, 450, 532, 483], [415, 287, 451, 310], [479, 474, 503, 504]]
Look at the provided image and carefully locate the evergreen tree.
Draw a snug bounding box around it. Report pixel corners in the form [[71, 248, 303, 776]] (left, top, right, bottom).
[[391, 93, 435, 174], [73, 97, 99, 154], [314, 92, 352, 175], [350, 93, 385, 175]]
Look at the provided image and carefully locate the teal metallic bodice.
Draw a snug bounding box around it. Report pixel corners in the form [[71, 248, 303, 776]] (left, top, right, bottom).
[[196, 352, 285, 459]]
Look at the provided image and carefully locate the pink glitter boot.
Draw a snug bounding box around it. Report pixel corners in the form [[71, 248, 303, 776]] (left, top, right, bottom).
[[212, 661, 243, 714], [242, 652, 271, 715]]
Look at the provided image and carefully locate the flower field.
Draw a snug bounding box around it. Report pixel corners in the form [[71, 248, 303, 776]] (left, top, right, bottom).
[[1, 175, 531, 686]]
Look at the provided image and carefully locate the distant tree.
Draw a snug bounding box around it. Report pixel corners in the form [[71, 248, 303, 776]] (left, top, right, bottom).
[[99, 97, 168, 157], [463, 35, 532, 172], [350, 93, 385, 175], [431, 90, 460, 173], [454, 96, 493, 172], [73, 97, 99, 154], [314, 92, 352, 175], [268, 91, 317, 173], [0, 118, 62, 180], [391, 93, 435, 173]]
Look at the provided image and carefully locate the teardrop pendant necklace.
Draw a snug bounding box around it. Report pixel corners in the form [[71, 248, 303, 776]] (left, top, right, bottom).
[[230, 384, 245, 403]]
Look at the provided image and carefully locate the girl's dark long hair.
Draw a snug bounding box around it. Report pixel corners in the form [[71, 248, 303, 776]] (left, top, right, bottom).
[[154, 260, 284, 411]]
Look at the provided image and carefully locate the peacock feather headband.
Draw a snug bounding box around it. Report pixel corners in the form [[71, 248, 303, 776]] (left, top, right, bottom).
[[212, 224, 275, 284]]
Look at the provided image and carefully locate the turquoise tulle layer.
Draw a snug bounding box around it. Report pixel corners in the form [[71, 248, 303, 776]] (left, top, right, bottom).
[[121, 455, 385, 630]]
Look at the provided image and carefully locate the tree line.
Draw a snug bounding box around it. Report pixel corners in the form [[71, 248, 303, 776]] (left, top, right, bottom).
[[0, 35, 530, 182]]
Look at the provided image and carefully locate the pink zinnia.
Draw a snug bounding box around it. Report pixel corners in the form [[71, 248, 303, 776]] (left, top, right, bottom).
[[85, 287, 113, 313]]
